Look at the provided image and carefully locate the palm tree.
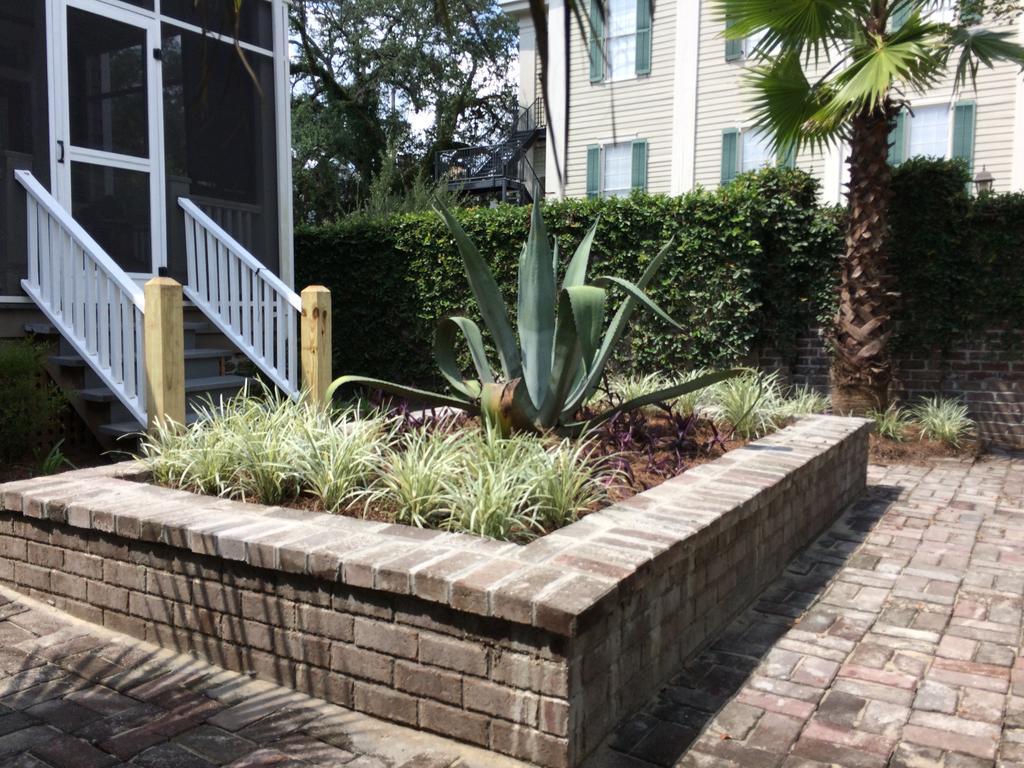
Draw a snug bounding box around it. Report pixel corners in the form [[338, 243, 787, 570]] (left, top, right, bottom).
[[715, 0, 1024, 414]]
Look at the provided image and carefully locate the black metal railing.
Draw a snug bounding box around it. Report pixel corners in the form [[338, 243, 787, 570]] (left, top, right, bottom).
[[434, 100, 545, 203]]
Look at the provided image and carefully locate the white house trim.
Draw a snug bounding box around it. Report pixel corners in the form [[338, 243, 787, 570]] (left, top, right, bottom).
[[670, 0, 700, 194], [544, 0, 568, 199], [822, 142, 846, 204], [1013, 14, 1024, 190], [273, 0, 295, 288]]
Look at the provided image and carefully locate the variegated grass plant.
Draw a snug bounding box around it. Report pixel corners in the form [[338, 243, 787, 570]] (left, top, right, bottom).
[[868, 404, 912, 441], [910, 397, 974, 447], [136, 387, 614, 541]]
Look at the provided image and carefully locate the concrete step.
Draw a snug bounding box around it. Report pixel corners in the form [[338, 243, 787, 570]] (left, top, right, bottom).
[[51, 347, 233, 368], [99, 412, 201, 439], [77, 375, 249, 403], [29, 320, 211, 336]]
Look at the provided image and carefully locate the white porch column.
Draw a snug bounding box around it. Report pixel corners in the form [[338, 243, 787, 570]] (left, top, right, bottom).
[[273, 0, 295, 289], [544, 0, 568, 199], [670, 0, 701, 195]]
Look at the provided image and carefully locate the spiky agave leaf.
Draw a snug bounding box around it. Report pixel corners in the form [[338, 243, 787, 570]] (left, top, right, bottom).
[[433, 316, 493, 400], [434, 201, 522, 381], [325, 375, 476, 413], [561, 237, 677, 418], [535, 285, 606, 429], [565, 369, 748, 434], [518, 199, 557, 412]]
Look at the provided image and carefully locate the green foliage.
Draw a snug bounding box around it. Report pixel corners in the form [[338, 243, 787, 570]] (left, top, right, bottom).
[[297, 167, 838, 386], [328, 198, 741, 433], [440, 428, 610, 539], [36, 440, 75, 475], [297, 162, 1023, 378], [868, 404, 912, 441], [885, 158, 1024, 351], [911, 397, 975, 447], [774, 385, 831, 421], [0, 340, 66, 463], [717, 0, 1024, 155], [703, 370, 784, 439], [137, 389, 614, 541], [290, 0, 516, 222]]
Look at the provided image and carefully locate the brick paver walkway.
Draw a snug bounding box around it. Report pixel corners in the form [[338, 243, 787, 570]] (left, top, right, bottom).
[[593, 455, 1024, 768], [0, 588, 527, 767], [2, 457, 1023, 768]]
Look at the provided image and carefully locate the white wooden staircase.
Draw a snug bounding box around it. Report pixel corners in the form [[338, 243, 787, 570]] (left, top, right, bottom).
[[16, 170, 306, 447]]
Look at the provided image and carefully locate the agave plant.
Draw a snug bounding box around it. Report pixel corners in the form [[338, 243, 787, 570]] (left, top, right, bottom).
[[327, 200, 742, 434]]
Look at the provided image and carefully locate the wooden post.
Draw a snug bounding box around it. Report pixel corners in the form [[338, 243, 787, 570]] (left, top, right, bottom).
[[301, 285, 332, 404], [143, 277, 186, 432]]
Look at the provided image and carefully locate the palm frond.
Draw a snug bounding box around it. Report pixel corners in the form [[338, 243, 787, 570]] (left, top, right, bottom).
[[714, 0, 859, 62], [947, 26, 1024, 92], [746, 51, 848, 154], [813, 12, 946, 123]]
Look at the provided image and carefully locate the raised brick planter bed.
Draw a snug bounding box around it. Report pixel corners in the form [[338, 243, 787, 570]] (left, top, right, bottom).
[[0, 415, 870, 767]]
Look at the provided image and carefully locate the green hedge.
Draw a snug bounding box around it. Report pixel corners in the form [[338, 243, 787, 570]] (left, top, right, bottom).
[[296, 168, 838, 385], [887, 158, 1024, 351], [295, 162, 1024, 385]]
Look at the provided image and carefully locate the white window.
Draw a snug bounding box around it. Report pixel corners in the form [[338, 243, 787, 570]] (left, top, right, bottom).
[[744, 27, 768, 58], [908, 104, 950, 159], [923, 0, 957, 23], [602, 142, 633, 196], [741, 130, 773, 172], [605, 0, 636, 81]]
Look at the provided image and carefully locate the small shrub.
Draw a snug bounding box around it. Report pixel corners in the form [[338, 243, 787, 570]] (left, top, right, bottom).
[[869, 404, 912, 441], [911, 397, 974, 447], [704, 371, 784, 439], [137, 390, 615, 542], [774, 385, 831, 421], [604, 368, 714, 418], [605, 372, 670, 413], [371, 427, 469, 528], [0, 339, 65, 463], [36, 440, 75, 475]]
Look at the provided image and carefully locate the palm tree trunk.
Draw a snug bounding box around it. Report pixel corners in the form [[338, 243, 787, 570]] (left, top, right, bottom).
[[831, 106, 896, 415]]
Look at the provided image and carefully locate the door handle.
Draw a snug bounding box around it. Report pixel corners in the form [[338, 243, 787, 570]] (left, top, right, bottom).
[[57, 140, 65, 164]]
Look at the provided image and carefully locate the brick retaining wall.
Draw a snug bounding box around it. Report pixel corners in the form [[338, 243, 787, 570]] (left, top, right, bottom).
[[0, 415, 870, 767], [754, 328, 1023, 449]]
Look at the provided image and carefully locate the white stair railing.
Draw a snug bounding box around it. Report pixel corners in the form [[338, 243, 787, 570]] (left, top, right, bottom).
[[16, 170, 147, 425], [178, 198, 300, 396]]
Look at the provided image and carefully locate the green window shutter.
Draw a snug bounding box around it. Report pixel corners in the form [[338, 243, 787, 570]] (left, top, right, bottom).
[[888, 111, 906, 166], [589, 0, 605, 82], [631, 139, 648, 191], [952, 101, 976, 176], [586, 145, 601, 198], [890, 1, 911, 30], [725, 16, 743, 61], [777, 142, 797, 169], [635, 0, 652, 75], [720, 129, 739, 184]]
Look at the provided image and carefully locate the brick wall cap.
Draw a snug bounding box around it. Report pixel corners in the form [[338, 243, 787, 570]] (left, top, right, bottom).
[[0, 415, 871, 637]]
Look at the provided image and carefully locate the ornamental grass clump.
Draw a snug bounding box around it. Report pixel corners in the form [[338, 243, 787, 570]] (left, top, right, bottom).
[[773, 385, 831, 421], [868, 404, 912, 441], [604, 369, 714, 418], [911, 397, 974, 447], [370, 426, 470, 528], [704, 371, 785, 439], [137, 388, 615, 542], [137, 385, 389, 508]]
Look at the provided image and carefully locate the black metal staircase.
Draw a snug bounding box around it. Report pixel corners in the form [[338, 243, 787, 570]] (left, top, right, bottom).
[[435, 101, 546, 204]]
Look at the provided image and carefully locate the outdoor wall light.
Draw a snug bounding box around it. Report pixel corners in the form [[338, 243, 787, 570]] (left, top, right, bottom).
[[973, 166, 995, 194]]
